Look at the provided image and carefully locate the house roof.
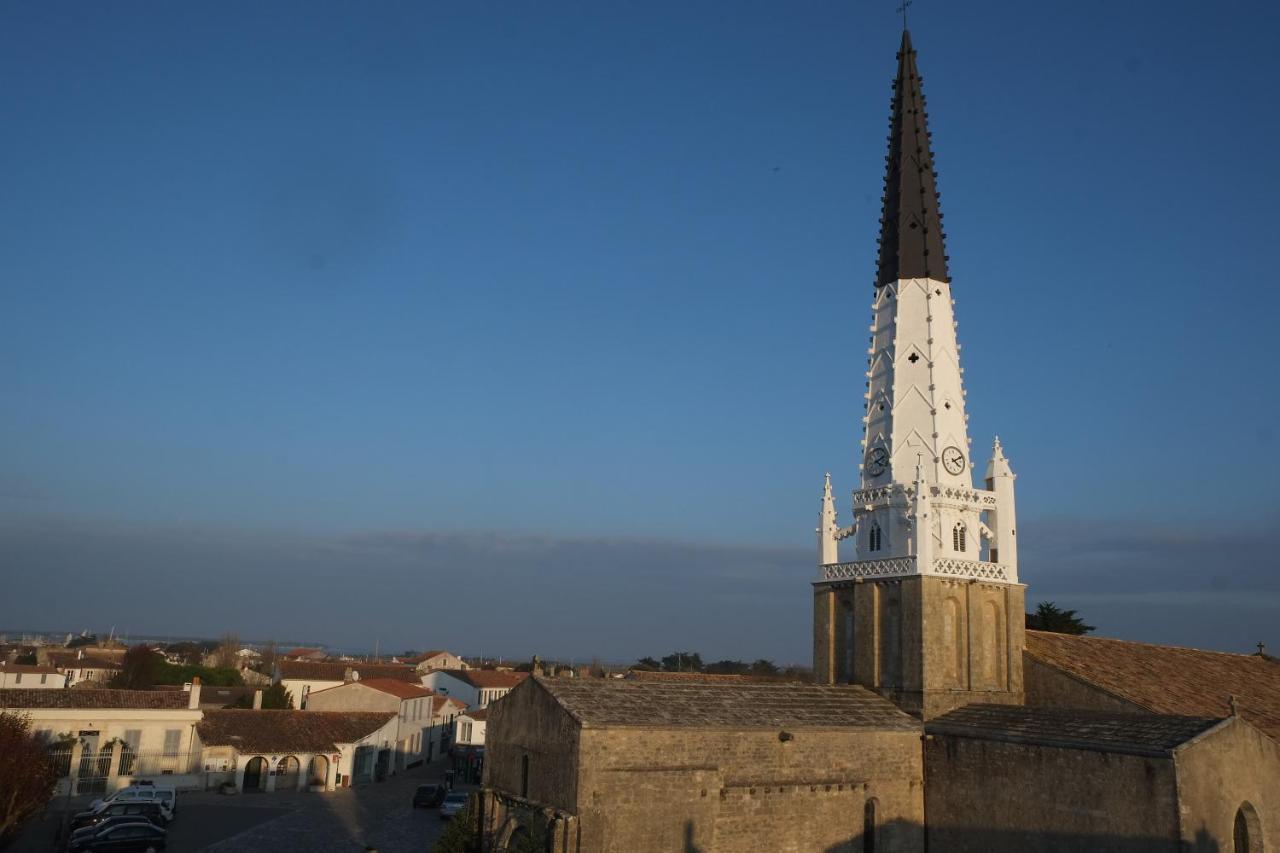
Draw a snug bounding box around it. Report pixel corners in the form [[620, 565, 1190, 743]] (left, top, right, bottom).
[[926, 704, 1222, 758], [344, 678, 432, 700], [457, 670, 528, 690], [0, 688, 191, 710], [459, 708, 488, 721], [530, 677, 918, 730], [284, 648, 326, 658], [45, 652, 122, 670], [403, 650, 451, 664], [432, 695, 465, 714], [1025, 630, 1280, 740], [626, 670, 801, 684], [198, 710, 395, 753], [278, 661, 419, 683], [0, 664, 62, 676]]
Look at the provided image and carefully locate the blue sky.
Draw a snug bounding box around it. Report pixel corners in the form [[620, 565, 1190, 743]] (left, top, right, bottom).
[[2, 1, 1278, 661]]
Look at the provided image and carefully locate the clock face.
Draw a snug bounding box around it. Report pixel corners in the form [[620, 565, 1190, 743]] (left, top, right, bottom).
[[941, 446, 966, 475], [865, 447, 889, 477]]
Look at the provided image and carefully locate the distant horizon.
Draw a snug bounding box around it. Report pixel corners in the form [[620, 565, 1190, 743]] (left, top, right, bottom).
[[4, 1, 1278, 662]]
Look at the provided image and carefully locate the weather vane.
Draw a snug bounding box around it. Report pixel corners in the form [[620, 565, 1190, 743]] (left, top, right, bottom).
[[896, 0, 912, 30]]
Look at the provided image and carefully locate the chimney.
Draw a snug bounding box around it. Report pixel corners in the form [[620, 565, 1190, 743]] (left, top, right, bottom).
[[252, 689, 263, 710], [188, 677, 202, 710]]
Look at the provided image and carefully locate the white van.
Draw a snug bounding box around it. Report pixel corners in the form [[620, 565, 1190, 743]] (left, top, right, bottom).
[[90, 783, 177, 820]]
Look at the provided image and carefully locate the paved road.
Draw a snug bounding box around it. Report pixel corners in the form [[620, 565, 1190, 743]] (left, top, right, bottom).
[[13, 762, 461, 853]]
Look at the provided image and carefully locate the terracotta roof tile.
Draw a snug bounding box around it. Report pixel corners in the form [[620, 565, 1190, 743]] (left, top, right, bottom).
[[198, 710, 395, 753], [0, 664, 62, 675], [346, 678, 431, 700], [458, 670, 528, 689], [1025, 630, 1280, 740], [530, 677, 918, 729], [460, 708, 488, 721], [0, 688, 190, 710], [278, 661, 418, 682], [927, 704, 1221, 757]]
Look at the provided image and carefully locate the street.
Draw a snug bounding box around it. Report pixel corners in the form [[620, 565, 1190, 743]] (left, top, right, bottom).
[[12, 762, 463, 853]]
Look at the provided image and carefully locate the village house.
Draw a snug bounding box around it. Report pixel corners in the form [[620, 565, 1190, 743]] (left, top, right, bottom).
[[196, 709, 399, 792], [282, 647, 328, 662], [275, 660, 418, 709], [401, 649, 468, 673], [39, 648, 123, 686], [0, 682, 204, 795], [0, 663, 67, 688], [425, 693, 468, 763], [451, 707, 486, 784], [302, 677, 438, 771], [421, 669, 527, 709]]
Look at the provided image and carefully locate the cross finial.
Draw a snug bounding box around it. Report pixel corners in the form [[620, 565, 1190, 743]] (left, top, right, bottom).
[[1229, 694, 1241, 717], [896, 0, 912, 31], [1258, 642, 1267, 656]]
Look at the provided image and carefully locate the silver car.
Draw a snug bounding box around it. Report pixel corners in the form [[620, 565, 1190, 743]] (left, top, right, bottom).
[[438, 792, 469, 820]]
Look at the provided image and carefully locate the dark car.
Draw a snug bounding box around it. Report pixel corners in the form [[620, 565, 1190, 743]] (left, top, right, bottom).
[[69, 816, 162, 845], [67, 821, 166, 852], [412, 783, 446, 808], [71, 802, 166, 832]]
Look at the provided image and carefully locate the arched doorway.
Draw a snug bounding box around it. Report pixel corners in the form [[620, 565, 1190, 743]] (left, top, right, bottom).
[[307, 755, 329, 789], [244, 756, 268, 791], [274, 755, 300, 791], [1235, 802, 1263, 853], [864, 797, 878, 853]]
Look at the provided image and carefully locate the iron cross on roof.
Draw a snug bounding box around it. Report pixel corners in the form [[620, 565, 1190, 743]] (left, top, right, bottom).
[[896, 0, 912, 30]]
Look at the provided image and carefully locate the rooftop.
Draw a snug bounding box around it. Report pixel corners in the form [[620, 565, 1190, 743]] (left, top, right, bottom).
[[1025, 630, 1280, 740], [313, 678, 432, 701], [926, 704, 1222, 757], [627, 670, 803, 684], [0, 664, 62, 675], [456, 670, 528, 690], [0, 688, 192, 710], [278, 661, 419, 683], [198, 710, 395, 753], [531, 677, 918, 730]]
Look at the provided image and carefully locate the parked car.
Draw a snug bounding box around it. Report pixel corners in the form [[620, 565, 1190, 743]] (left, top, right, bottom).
[[412, 784, 446, 808], [67, 821, 166, 852], [439, 792, 469, 819], [69, 816, 163, 846], [90, 784, 178, 818], [71, 802, 167, 832]]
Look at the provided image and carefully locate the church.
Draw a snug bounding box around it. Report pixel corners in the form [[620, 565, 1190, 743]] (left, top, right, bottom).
[[479, 30, 1280, 853]]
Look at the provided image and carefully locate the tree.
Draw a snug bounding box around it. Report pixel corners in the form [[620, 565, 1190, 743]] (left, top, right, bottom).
[[211, 634, 240, 670], [748, 659, 779, 677], [112, 645, 164, 689], [704, 659, 749, 675], [431, 797, 478, 853], [1025, 601, 1095, 635], [660, 651, 703, 672], [232, 683, 293, 710], [0, 712, 57, 844], [632, 657, 661, 672], [66, 634, 97, 649]]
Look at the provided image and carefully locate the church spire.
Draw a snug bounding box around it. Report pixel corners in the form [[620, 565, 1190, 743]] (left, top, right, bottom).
[[875, 30, 949, 287]]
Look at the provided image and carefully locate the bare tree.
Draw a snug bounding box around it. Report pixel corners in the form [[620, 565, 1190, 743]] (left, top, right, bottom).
[[0, 712, 56, 843], [212, 634, 240, 670]]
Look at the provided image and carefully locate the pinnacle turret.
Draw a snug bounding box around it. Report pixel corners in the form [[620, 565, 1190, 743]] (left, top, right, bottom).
[[875, 30, 949, 287]]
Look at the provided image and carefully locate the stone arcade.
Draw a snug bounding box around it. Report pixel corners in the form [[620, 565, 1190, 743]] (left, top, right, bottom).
[[481, 29, 1280, 853]]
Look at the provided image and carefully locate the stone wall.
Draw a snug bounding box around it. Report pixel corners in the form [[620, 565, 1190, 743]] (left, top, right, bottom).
[[575, 725, 923, 853], [1021, 655, 1144, 714], [815, 576, 1024, 719], [483, 676, 581, 815], [1174, 718, 1280, 850], [923, 733, 1181, 852]]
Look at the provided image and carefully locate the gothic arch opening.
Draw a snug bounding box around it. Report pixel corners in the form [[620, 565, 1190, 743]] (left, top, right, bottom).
[[952, 522, 967, 553], [863, 797, 879, 853], [1235, 801, 1263, 853], [981, 600, 1005, 689]]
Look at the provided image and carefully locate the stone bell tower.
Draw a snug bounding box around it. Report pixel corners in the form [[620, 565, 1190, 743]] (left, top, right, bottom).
[[812, 30, 1024, 719]]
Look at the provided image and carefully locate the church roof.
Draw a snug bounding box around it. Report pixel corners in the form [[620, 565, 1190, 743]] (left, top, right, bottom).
[[926, 704, 1222, 757], [1025, 630, 1280, 740], [531, 677, 918, 730], [875, 30, 949, 286]]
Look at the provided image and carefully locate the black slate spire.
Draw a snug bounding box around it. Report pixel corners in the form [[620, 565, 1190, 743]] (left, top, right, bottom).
[[875, 30, 949, 286]]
